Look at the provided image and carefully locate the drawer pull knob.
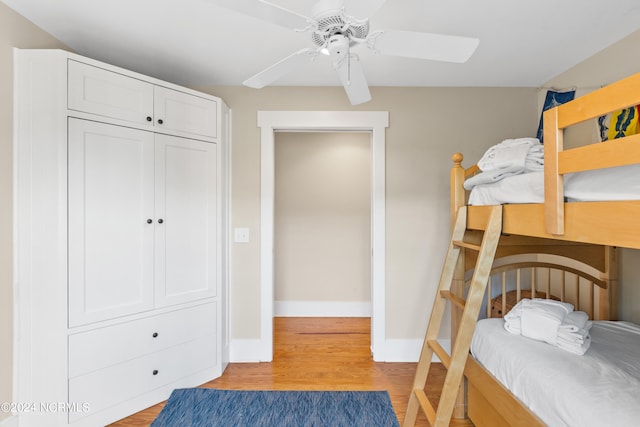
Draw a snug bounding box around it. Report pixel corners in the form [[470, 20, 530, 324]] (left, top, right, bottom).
[[157, 119, 164, 125], [147, 219, 153, 224], [146, 116, 152, 122], [157, 219, 164, 224], [152, 332, 158, 338], [153, 370, 159, 375]]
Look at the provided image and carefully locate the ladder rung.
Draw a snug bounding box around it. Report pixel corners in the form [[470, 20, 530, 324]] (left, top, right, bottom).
[[427, 339, 451, 368], [440, 290, 466, 311], [414, 389, 436, 426], [452, 240, 481, 251]]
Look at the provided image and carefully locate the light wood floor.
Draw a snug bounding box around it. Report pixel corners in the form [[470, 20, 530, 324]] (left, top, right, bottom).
[[109, 317, 473, 426]]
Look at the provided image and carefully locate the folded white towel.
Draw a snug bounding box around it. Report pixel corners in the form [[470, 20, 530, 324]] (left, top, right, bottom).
[[477, 138, 541, 172], [464, 166, 524, 190], [529, 298, 574, 314], [556, 332, 591, 355], [500, 298, 593, 355], [558, 311, 590, 333], [525, 158, 544, 171], [503, 304, 523, 334], [465, 138, 544, 190], [558, 320, 592, 345], [521, 299, 571, 345], [528, 143, 544, 156], [477, 142, 531, 172], [503, 298, 574, 336]]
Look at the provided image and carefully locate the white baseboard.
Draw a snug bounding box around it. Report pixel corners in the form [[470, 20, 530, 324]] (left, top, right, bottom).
[[230, 339, 270, 363], [373, 339, 422, 362], [274, 301, 371, 317], [231, 336, 451, 363], [0, 414, 18, 427]]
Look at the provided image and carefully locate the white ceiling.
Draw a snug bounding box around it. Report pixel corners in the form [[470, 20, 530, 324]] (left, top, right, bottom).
[[4, 0, 640, 89]]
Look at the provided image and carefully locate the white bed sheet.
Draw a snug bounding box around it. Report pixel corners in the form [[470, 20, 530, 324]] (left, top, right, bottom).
[[467, 164, 640, 205], [470, 318, 640, 427]]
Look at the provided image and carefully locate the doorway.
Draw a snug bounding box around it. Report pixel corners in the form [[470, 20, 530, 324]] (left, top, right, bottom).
[[257, 111, 388, 361], [274, 132, 371, 317]]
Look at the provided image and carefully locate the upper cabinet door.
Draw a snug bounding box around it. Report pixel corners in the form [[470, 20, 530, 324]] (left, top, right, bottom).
[[68, 119, 156, 327], [68, 60, 219, 139], [68, 60, 154, 125], [154, 86, 218, 138]]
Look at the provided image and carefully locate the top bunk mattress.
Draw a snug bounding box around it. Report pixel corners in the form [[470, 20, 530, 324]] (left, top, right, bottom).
[[467, 164, 640, 205], [470, 318, 640, 427]]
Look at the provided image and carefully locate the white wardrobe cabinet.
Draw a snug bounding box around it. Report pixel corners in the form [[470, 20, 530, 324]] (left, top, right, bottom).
[[15, 49, 230, 427], [68, 59, 218, 138]]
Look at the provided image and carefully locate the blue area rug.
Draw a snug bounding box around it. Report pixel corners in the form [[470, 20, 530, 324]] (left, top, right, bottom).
[[151, 389, 400, 426]]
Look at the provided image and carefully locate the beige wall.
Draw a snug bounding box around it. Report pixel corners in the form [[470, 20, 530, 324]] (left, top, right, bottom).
[[274, 132, 371, 305], [197, 84, 537, 340], [543, 29, 640, 323], [0, 2, 68, 421]]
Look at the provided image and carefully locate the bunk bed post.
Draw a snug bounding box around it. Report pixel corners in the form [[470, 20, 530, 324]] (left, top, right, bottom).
[[543, 107, 565, 235], [602, 247, 619, 320], [451, 153, 466, 228], [450, 153, 467, 419]]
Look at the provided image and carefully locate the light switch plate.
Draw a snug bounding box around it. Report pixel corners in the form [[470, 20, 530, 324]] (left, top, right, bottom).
[[234, 227, 250, 243]]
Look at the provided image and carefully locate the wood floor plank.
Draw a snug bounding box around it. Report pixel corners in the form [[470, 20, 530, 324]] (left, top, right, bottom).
[[108, 317, 473, 426]]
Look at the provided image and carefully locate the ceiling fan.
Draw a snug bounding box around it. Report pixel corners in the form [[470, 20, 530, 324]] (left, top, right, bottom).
[[211, 0, 479, 105]]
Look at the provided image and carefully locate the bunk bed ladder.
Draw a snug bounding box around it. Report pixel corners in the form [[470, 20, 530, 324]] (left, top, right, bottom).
[[403, 205, 502, 427]]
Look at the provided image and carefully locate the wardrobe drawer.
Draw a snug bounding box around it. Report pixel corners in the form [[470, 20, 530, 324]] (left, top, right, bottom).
[[68, 335, 216, 422], [69, 302, 216, 378], [68, 60, 154, 125]]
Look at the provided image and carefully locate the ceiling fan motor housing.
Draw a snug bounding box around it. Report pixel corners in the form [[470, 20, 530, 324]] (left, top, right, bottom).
[[310, 0, 369, 48]]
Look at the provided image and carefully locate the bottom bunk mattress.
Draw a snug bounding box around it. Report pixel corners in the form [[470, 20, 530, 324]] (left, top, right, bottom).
[[467, 164, 640, 205], [470, 318, 640, 427]]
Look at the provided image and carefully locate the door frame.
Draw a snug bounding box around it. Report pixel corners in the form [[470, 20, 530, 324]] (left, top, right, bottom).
[[257, 111, 388, 361]]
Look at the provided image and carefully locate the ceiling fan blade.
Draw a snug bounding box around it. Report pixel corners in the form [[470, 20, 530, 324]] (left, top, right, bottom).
[[371, 30, 479, 63], [334, 55, 371, 105], [344, 0, 387, 19], [208, 0, 312, 31], [244, 48, 318, 88]]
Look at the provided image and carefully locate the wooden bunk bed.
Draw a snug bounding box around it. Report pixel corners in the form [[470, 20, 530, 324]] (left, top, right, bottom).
[[452, 71, 640, 427], [404, 71, 640, 427]]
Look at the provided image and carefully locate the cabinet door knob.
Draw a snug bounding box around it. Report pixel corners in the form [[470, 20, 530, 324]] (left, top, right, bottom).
[[146, 116, 152, 122], [152, 370, 159, 375], [157, 119, 164, 125], [152, 332, 158, 338], [147, 219, 153, 224], [157, 219, 164, 224]]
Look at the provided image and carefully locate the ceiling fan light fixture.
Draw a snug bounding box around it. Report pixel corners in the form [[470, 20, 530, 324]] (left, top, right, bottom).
[[326, 34, 350, 58]]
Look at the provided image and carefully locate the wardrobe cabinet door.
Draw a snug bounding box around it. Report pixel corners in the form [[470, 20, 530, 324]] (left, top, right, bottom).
[[68, 60, 154, 125], [68, 119, 155, 327], [154, 134, 218, 307], [154, 86, 218, 138]]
